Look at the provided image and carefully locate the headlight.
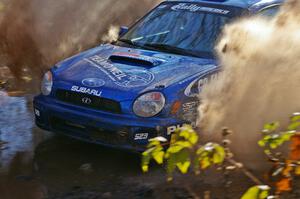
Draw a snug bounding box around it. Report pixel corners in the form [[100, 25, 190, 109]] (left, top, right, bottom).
[[41, 71, 53, 95], [133, 92, 165, 118]]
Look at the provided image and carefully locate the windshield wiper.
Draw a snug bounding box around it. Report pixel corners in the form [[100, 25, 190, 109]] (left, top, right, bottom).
[[117, 40, 206, 58], [117, 39, 174, 53], [118, 38, 136, 46], [117, 38, 150, 50], [143, 43, 200, 57]]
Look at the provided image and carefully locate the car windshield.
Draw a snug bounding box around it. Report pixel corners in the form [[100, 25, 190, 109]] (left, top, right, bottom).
[[119, 2, 244, 58]]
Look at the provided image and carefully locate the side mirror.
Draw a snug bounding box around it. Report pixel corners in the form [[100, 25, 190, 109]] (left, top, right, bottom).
[[119, 26, 129, 37]]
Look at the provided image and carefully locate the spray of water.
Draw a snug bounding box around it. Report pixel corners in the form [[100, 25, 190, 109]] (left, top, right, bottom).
[[101, 25, 121, 43], [0, 0, 161, 89], [198, 0, 300, 165]]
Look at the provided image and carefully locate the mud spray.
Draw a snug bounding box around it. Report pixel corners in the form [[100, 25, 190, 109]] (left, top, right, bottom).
[[199, 0, 300, 168], [0, 0, 161, 90]]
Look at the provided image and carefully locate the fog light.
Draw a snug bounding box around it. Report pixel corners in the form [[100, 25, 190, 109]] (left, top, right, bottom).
[[34, 109, 40, 117]]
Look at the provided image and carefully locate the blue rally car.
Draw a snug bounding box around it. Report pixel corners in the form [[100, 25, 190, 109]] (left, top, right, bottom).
[[34, 0, 283, 151]]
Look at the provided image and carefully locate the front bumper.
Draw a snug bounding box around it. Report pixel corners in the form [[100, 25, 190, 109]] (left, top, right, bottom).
[[33, 95, 183, 151]]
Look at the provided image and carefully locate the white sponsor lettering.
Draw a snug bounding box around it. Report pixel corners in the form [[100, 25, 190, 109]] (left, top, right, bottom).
[[71, 86, 102, 97], [171, 3, 230, 15], [134, 133, 149, 140], [184, 73, 219, 97], [89, 55, 127, 80], [181, 101, 199, 128], [85, 55, 155, 88], [167, 124, 186, 135], [182, 101, 199, 113]]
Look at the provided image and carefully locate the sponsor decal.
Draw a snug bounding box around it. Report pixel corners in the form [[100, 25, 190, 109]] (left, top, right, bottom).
[[184, 73, 219, 97], [171, 3, 230, 15], [182, 101, 200, 128], [167, 124, 187, 135], [134, 133, 149, 140], [71, 86, 102, 97], [82, 78, 105, 88], [182, 101, 199, 113], [85, 55, 154, 88]]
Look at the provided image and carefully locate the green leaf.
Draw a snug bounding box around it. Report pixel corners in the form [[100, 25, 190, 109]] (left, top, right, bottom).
[[264, 149, 271, 155], [213, 145, 225, 164], [215, 145, 226, 156], [180, 130, 192, 140], [195, 143, 225, 170], [241, 186, 260, 199], [142, 165, 149, 172], [153, 151, 164, 164], [196, 147, 205, 155], [176, 141, 193, 148], [189, 133, 199, 145], [241, 186, 270, 199], [141, 137, 166, 172], [259, 190, 269, 199], [176, 149, 191, 173], [288, 121, 300, 131], [281, 131, 294, 141], [270, 142, 278, 149], [259, 131, 295, 151], [166, 153, 177, 175], [177, 161, 191, 174], [167, 145, 184, 154], [179, 126, 199, 145], [141, 153, 151, 173], [148, 140, 160, 148], [258, 140, 266, 147], [291, 113, 300, 122], [263, 122, 280, 133], [201, 157, 211, 169], [142, 148, 155, 156], [213, 152, 223, 164]]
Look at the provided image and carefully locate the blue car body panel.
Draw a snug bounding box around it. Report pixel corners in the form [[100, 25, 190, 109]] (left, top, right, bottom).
[[33, 0, 284, 151]]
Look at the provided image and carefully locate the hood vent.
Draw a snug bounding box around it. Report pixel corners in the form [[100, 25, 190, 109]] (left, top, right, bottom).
[[109, 53, 163, 67]]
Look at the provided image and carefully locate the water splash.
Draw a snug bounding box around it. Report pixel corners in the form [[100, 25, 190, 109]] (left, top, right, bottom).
[[102, 25, 121, 43], [0, 0, 161, 89], [199, 0, 300, 164]]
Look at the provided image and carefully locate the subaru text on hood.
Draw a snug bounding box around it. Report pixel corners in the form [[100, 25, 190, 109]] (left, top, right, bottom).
[[33, 0, 284, 151]]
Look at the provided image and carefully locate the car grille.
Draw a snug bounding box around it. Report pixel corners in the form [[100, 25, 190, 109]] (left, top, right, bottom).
[[55, 89, 122, 114], [50, 116, 129, 145]]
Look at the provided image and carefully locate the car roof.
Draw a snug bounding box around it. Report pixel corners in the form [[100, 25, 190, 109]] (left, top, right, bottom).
[[166, 0, 284, 11]]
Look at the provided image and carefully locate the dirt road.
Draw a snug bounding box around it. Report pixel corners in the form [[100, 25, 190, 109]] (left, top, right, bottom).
[[0, 92, 299, 199]]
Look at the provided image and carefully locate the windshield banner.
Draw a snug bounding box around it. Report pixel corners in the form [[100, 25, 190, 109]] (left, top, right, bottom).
[[158, 2, 242, 17]]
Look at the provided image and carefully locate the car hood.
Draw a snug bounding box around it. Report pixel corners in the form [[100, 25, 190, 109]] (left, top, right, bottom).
[[54, 44, 218, 101]]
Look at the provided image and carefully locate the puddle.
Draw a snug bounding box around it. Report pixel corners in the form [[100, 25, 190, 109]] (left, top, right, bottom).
[[0, 92, 37, 170], [0, 92, 166, 199]]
